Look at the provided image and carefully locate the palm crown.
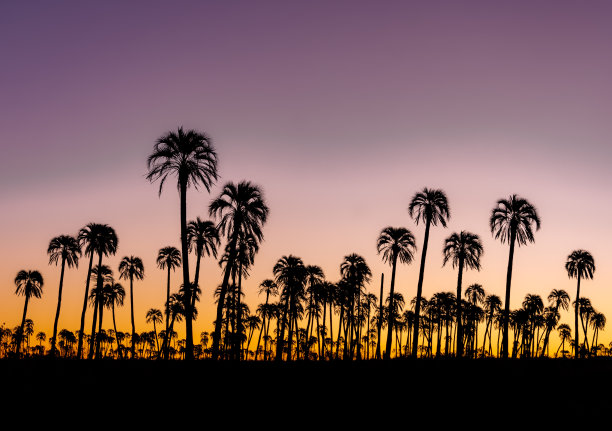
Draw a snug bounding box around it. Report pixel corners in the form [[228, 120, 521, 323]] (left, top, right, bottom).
[[565, 250, 595, 280], [15, 270, 44, 299], [146, 127, 218, 194], [408, 188, 450, 227], [78, 223, 118, 258], [119, 256, 145, 281], [442, 231, 483, 271], [490, 194, 540, 245], [187, 217, 220, 259], [157, 246, 181, 271], [377, 226, 417, 265], [48, 235, 81, 268]]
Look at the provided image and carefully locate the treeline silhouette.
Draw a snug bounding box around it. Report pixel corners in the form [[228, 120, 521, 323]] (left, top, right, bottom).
[[4, 127, 605, 360]]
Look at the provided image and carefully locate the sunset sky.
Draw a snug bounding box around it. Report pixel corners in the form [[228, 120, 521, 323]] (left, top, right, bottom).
[[1, 0, 611, 350]]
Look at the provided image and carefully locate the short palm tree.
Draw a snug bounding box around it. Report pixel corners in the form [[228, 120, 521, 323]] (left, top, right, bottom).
[[376, 226, 416, 359], [14, 270, 44, 356], [209, 181, 269, 360], [156, 246, 181, 339], [119, 256, 145, 359], [409, 188, 450, 357], [107, 281, 126, 358], [490, 194, 540, 358], [565, 250, 595, 358], [146, 308, 163, 356], [146, 127, 218, 360], [77, 223, 118, 358], [47, 235, 81, 357], [187, 217, 220, 309], [442, 231, 483, 357]]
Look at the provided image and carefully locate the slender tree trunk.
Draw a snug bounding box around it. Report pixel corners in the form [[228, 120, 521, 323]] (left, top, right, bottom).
[[276, 295, 289, 361], [192, 247, 202, 310], [456, 256, 465, 357], [96, 293, 104, 358], [376, 273, 384, 360], [88, 253, 104, 359], [165, 266, 171, 355], [77, 252, 95, 358], [501, 227, 517, 359], [575, 274, 581, 359], [412, 219, 431, 358], [112, 304, 123, 359], [179, 178, 194, 360], [129, 275, 136, 359], [51, 257, 67, 357], [255, 292, 269, 360], [385, 258, 398, 359], [16, 296, 30, 356], [212, 229, 239, 360]]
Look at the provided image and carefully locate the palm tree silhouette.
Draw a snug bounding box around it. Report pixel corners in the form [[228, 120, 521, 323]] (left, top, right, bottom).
[[47, 235, 81, 357], [146, 308, 163, 356], [209, 181, 269, 360], [565, 250, 594, 358], [255, 279, 278, 360], [409, 188, 450, 358], [156, 246, 181, 343], [77, 223, 118, 359], [187, 217, 219, 310], [339, 254, 371, 359], [441, 231, 483, 357], [490, 194, 540, 359], [14, 270, 43, 356], [273, 255, 307, 361], [376, 227, 416, 359], [555, 324, 571, 357], [107, 281, 126, 358], [540, 289, 569, 356], [146, 127, 218, 360], [119, 256, 145, 359], [88, 265, 113, 358]]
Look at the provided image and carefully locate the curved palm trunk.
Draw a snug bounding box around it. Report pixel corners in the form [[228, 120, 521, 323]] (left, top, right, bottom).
[[89, 252, 104, 359], [192, 246, 203, 310], [574, 274, 581, 359], [77, 252, 95, 358], [212, 229, 239, 360], [501, 227, 517, 359], [16, 295, 30, 356], [179, 179, 194, 360], [456, 256, 465, 357], [51, 257, 67, 357], [376, 273, 384, 360], [130, 275, 136, 359], [412, 219, 431, 358], [384, 257, 398, 359], [255, 292, 270, 360], [165, 266, 171, 349], [112, 303, 123, 359], [96, 294, 104, 358]]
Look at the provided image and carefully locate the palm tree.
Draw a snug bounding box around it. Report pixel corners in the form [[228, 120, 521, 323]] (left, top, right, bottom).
[[409, 188, 450, 358], [187, 217, 219, 310], [565, 250, 595, 358], [107, 281, 126, 358], [14, 270, 44, 356], [47, 235, 81, 357], [77, 223, 118, 359], [481, 294, 502, 357], [340, 254, 371, 359], [556, 324, 571, 357], [255, 279, 279, 360], [376, 227, 416, 360], [490, 194, 540, 358], [442, 231, 483, 357], [209, 181, 269, 360], [146, 126, 218, 360], [146, 308, 163, 356], [156, 246, 181, 341], [119, 256, 145, 359], [273, 255, 307, 361]]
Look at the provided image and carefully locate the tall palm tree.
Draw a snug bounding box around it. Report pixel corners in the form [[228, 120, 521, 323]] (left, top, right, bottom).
[[146, 127, 218, 360], [209, 181, 269, 360], [376, 227, 416, 360], [255, 279, 279, 360], [156, 246, 181, 341], [119, 256, 145, 359], [14, 271, 44, 356], [47, 235, 81, 357], [187, 217, 219, 309], [146, 308, 163, 356], [565, 250, 595, 358], [77, 223, 118, 359], [340, 255, 371, 359], [409, 188, 450, 358], [442, 231, 483, 357], [556, 324, 571, 357], [88, 265, 113, 358], [490, 194, 540, 359]]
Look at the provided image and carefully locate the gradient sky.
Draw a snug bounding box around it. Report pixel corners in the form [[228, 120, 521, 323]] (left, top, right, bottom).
[[1, 0, 611, 350]]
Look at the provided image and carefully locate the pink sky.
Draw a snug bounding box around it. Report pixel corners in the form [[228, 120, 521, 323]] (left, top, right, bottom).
[[1, 1, 611, 350]]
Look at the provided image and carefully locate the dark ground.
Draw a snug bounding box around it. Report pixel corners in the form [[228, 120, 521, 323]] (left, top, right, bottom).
[[1, 358, 607, 425]]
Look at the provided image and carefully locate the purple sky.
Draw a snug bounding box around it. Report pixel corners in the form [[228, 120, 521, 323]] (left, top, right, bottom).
[[1, 1, 612, 340]]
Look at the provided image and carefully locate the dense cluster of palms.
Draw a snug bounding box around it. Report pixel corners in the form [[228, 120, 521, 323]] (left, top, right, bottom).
[[4, 127, 606, 360]]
